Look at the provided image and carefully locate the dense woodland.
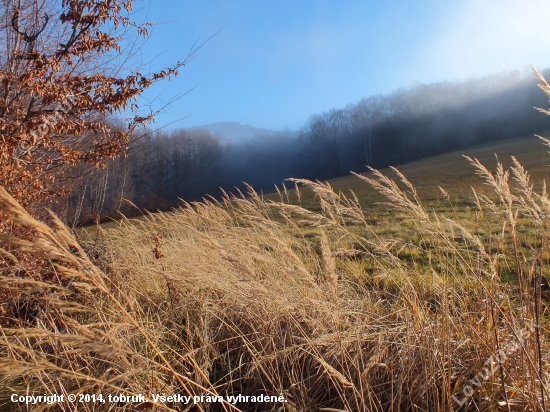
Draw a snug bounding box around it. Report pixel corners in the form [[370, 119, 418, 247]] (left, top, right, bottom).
[[63, 69, 550, 225]]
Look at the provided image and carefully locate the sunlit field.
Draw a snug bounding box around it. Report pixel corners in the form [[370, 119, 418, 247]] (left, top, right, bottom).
[[2, 133, 549, 411]]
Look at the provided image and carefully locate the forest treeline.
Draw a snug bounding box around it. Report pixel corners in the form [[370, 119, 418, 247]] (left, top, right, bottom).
[[64, 69, 550, 225]]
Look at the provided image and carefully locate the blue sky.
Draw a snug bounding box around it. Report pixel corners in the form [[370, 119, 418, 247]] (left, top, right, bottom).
[[128, 0, 550, 131]]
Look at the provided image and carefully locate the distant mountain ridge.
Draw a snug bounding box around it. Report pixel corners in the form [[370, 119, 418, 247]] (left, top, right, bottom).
[[184, 122, 284, 143]]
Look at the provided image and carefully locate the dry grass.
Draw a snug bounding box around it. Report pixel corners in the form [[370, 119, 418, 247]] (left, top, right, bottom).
[[1, 145, 550, 411]]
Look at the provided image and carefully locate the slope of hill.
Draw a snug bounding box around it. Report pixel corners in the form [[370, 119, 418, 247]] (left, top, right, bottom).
[[278, 133, 550, 209]]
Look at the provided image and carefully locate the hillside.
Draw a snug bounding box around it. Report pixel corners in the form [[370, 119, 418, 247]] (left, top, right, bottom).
[[277, 133, 550, 209], [88, 133, 550, 232]]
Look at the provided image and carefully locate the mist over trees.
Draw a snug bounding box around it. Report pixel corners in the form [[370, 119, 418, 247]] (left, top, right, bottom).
[[66, 69, 550, 224], [299, 70, 550, 179]]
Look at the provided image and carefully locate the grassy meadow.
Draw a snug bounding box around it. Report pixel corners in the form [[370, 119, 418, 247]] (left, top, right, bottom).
[[269, 133, 550, 204], [2, 133, 550, 411]]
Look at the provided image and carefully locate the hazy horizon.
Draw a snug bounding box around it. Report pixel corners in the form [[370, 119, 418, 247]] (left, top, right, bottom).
[[129, 0, 550, 132]]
